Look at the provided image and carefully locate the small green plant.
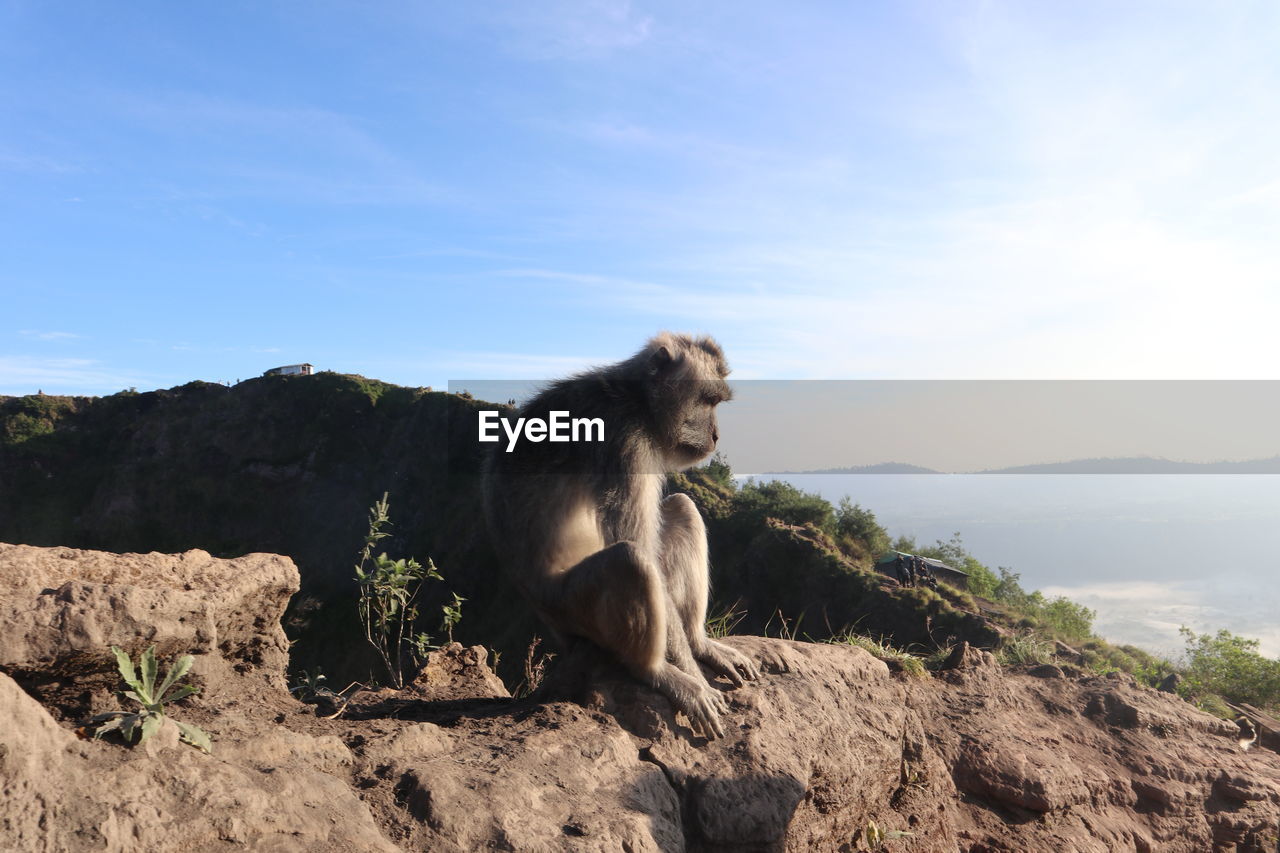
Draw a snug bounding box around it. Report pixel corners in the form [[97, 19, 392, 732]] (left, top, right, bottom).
[[354, 492, 454, 688], [440, 592, 466, 645], [92, 645, 211, 753], [859, 818, 913, 850], [289, 668, 335, 703]]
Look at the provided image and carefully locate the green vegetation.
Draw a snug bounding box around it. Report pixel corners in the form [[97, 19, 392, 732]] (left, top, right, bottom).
[[706, 604, 747, 639], [995, 631, 1055, 667], [702, 451, 734, 488], [829, 631, 928, 678], [289, 668, 336, 703], [916, 533, 1096, 644], [834, 498, 891, 561], [92, 645, 211, 753], [354, 493, 452, 688], [1175, 627, 1280, 714], [729, 478, 836, 535], [0, 394, 78, 448]]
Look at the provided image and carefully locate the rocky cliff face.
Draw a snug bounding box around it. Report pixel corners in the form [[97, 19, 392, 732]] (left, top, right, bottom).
[[3, 543, 1278, 852]]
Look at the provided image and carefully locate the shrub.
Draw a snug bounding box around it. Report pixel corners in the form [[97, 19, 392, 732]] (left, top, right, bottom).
[[354, 492, 452, 688], [1178, 627, 1280, 712], [730, 479, 835, 535], [834, 498, 890, 557]]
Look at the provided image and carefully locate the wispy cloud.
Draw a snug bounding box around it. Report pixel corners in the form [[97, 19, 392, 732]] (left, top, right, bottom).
[[0, 357, 150, 396], [95, 90, 455, 208], [19, 330, 81, 341], [427, 348, 613, 378], [0, 149, 80, 173], [492, 0, 653, 60]]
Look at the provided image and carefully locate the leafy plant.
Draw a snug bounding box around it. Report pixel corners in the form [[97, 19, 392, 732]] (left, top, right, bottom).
[[353, 492, 450, 688], [289, 668, 335, 703], [92, 645, 211, 753], [729, 479, 836, 536], [440, 592, 466, 645]]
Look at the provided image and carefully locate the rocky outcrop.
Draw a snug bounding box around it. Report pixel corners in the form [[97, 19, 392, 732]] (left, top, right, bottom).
[[0, 545, 393, 852], [0, 543, 296, 722], [3, 543, 1280, 852]]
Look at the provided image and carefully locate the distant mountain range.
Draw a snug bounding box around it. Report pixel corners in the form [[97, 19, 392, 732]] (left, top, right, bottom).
[[770, 455, 1280, 475], [769, 462, 942, 475], [973, 455, 1280, 474]]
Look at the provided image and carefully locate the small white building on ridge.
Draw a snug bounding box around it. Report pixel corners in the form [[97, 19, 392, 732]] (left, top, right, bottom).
[[263, 363, 314, 377]]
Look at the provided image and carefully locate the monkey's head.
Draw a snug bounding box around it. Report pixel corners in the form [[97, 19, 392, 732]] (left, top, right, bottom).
[[635, 332, 732, 470]]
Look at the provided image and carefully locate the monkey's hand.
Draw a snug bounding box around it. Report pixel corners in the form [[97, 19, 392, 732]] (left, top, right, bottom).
[[697, 639, 761, 687]]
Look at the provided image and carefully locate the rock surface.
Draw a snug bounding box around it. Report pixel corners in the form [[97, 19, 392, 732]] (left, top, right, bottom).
[[3, 543, 1280, 852]]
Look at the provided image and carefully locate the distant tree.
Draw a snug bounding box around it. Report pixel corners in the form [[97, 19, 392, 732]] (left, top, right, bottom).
[[702, 452, 734, 488], [835, 498, 890, 555], [890, 534, 917, 554], [730, 479, 835, 535], [1179, 627, 1280, 711], [917, 532, 999, 598]]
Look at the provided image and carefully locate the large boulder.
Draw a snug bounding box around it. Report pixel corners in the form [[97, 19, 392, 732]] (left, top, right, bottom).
[[0, 544, 297, 714]]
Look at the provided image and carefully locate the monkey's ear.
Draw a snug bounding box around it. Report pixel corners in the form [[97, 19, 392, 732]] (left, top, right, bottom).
[[649, 345, 673, 374]]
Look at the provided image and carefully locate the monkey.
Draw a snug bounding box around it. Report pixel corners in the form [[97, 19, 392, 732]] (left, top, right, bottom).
[[1237, 715, 1258, 751], [482, 332, 760, 738]]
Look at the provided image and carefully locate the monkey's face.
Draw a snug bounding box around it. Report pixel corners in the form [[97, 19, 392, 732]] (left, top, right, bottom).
[[666, 380, 727, 468], [643, 336, 732, 470]]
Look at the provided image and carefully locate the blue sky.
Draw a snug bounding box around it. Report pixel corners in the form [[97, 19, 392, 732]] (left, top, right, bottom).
[[4, 1, 1280, 395]]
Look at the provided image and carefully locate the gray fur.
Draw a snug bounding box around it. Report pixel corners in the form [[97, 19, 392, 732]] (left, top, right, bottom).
[[483, 332, 759, 738]]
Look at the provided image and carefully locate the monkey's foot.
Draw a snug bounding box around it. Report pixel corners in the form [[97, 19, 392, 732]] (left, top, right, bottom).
[[698, 639, 762, 687], [652, 665, 728, 739]]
